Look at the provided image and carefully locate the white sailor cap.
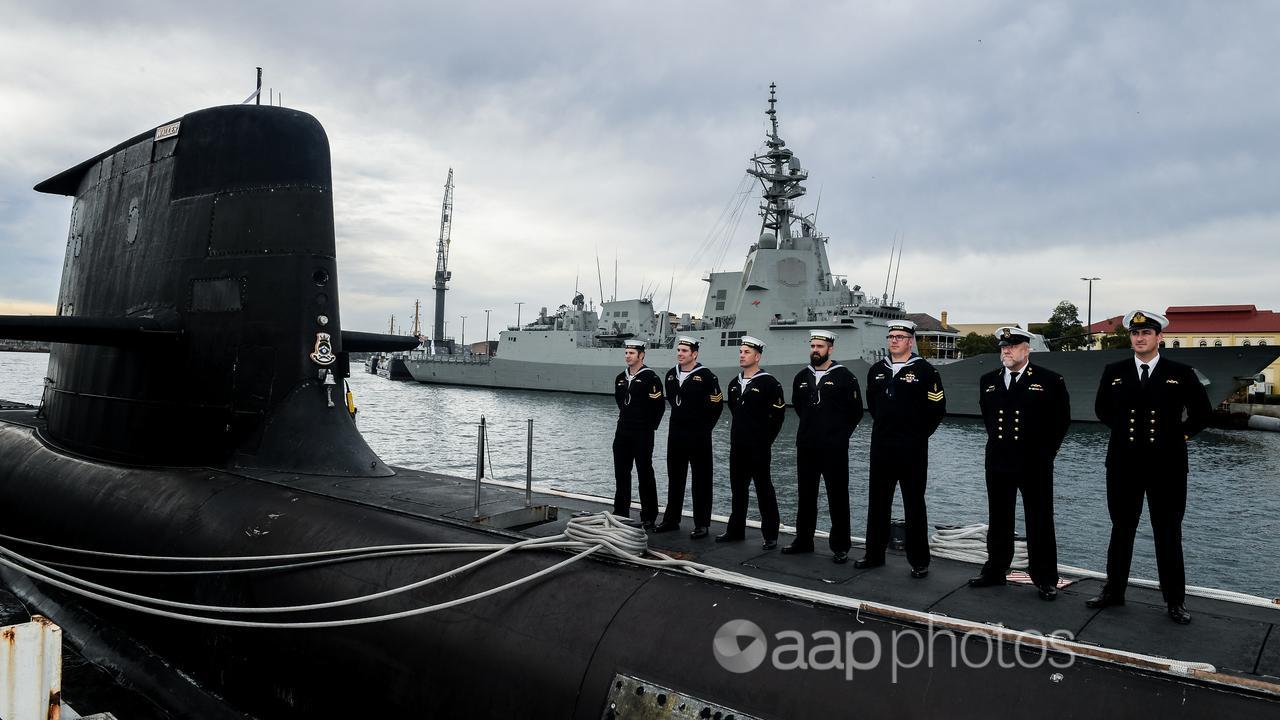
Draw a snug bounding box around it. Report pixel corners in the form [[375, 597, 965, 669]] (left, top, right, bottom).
[[676, 336, 700, 350], [1123, 310, 1168, 332], [886, 319, 916, 336], [810, 330, 837, 344], [623, 339, 647, 350], [740, 335, 766, 351], [994, 326, 1033, 347]]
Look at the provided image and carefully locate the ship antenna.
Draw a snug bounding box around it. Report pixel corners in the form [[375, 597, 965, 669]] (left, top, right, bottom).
[[890, 239, 904, 305], [882, 234, 897, 303], [595, 249, 606, 306]]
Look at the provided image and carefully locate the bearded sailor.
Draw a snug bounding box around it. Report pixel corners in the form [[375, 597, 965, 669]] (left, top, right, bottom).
[[717, 335, 786, 549], [783, 330, 864, 562], [612, 338, 666, 530], [655, 336, 724, 539], [856, 319, 946, 578], [969, 326, 1070, 601]]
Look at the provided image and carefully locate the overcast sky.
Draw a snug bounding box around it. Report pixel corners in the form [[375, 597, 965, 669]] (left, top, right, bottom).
[[3, 1, 1278, 338]]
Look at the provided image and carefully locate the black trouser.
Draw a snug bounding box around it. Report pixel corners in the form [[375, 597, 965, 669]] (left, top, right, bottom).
[[1103, 467, 1187, 605], [663, 429, 713, 527], [794, 445, 851, 554], [864, 449, 930, 568], [982, 465, 1059, 587], [613, 429, 657, 523], [725, 441, 779, 541]]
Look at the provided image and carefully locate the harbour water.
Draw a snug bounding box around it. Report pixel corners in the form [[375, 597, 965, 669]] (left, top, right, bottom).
[[3, 351, 1277, 598]]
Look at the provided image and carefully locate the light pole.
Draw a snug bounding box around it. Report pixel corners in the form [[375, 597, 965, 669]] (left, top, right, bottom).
[[460, 315, 467, 354], [515, 301, 524, 329], [484, 309, 491, 356], [1081, 277, 1100, 350]]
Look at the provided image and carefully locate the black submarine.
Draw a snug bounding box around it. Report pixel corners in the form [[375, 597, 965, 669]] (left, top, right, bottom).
[[2, 104, 1279, 718]]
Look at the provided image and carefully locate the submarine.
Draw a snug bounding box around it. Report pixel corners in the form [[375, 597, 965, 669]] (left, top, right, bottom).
[[2, 104, 1279, 718]]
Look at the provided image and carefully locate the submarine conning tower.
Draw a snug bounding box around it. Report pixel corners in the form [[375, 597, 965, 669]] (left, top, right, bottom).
[[11, 105, 415, 474]]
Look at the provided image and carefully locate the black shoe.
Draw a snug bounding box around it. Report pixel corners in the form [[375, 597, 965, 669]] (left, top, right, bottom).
[[715, 533, 744, 543], [1167, 604, 1192, 624], [910, 566, 929, 579], [652, 521, 680, 534], [832, 552, 849, 564], [853, 557, 885, 569], [761, 539, 778, 551], [690, 526, 708, 540], [1085, 591, 1125, 609], [641, 521, 656, 533], [780, 543, 814, 555], [968, 575, 1007, 588], [1037, 584, 1058, 602]]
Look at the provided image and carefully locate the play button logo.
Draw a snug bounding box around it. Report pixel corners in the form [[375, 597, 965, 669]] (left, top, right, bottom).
[[713, 619, 768, 673]]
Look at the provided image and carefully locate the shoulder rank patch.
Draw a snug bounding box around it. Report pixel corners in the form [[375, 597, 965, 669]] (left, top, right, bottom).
[[927, 390, 944, 402]]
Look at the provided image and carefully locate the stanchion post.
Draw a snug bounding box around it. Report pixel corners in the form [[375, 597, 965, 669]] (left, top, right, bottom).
[[474, 416, 485, 517], [526, 418, 533, 506]]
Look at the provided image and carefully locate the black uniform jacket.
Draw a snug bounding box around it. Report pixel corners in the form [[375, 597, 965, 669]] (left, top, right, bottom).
[[664, 364, 724, 434], [1094, 356, 1211, 473], [979, 363, 1070, 471], [792, 363, 864, 449], [614, 366, 665, 432], [726, 371, 786, 445], [866, 355, 945, 450]]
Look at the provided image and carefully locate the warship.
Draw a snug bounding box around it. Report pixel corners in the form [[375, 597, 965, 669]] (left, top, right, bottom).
[[2, 100, 1279, 719], [406, 87, 1280, 420]]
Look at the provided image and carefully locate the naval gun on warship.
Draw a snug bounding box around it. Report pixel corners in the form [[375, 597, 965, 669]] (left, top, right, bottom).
[[1, 103, 1279, 718]]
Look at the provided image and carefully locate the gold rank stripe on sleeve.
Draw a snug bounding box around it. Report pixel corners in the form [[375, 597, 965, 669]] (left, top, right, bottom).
[[927, 390, 944, 402], [710, 393, 723, 403], [648, 391, 663, 399], [772, 401, 786, 409]]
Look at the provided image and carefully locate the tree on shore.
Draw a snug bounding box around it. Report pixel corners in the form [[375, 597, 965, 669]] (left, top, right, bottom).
[[957, 332, 999, 357], [1042, 301, 1089, 351]]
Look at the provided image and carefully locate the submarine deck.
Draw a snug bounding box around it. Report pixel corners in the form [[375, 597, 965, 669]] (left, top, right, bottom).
[[2, 401, 1278, 707]]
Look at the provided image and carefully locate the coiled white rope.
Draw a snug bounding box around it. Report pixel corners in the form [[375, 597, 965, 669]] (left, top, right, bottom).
[[929, 524, 1029, 569]]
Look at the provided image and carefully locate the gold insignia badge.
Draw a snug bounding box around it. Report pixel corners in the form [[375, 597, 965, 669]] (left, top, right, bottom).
[[309, 332, 335, 366], [1133, 312, 1147, 324]]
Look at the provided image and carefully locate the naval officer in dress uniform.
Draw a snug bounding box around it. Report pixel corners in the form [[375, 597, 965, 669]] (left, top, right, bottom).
[[783, 330, 864, 563], [969, 327, 1071, 600], [1086, 310, 1211, 624], [612, 339, 666, 531], [655, 336, 724, 539], [856, 319, 946, 578], [717, 336, 786, 550]]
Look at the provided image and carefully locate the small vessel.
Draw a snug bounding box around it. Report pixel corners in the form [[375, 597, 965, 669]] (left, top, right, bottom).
[[407, 87, 1280, 419]]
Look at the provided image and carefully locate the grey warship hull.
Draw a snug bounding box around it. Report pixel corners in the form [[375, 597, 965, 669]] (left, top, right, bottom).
[[406, 345, 1280, 421]]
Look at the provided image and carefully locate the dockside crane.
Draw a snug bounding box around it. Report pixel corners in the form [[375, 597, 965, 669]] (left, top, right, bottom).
[[432, 169, 454, 346]]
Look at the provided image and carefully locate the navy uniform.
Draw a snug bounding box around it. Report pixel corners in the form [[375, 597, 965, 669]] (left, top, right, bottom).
[[1087, 310, 1211, 624], [969, 327, 1070, 600], [784, 330, 864, 561], [657, 337, 724, 538], [857, 319, 946, 577], [717, 336, 786, 548], [612, 339, 666, 527]]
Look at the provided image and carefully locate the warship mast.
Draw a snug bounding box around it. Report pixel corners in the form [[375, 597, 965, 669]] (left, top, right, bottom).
[[432, 169, 455, 345]]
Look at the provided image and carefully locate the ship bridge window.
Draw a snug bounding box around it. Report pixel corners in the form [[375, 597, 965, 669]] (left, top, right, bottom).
[[622, 311, 629, 317], [716, 301, 726, 311], [716, 290, 727, 300], [721, 330, 746, 347]]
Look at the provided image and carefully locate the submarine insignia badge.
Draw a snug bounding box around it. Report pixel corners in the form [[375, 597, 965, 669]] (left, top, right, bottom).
[[310, 332, 335, 366]]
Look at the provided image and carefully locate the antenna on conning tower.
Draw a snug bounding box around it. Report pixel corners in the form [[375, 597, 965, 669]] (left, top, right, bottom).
[[432, 169, 455, 344]]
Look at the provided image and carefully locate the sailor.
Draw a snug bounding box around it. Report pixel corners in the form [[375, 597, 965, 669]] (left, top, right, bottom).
[[968, 327, 1070, 601], [655, 336, 724, 539], [783, 330, 864, 562], [612, 339, 666, 530], [1086, 310, 1211, 624], [856, 319, 945, 578], [717, 336, 786, 549]]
